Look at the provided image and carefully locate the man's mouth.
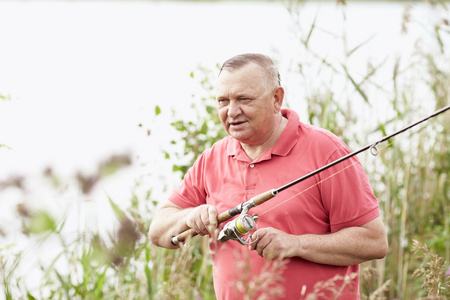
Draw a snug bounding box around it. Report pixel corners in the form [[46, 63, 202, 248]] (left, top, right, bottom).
[[229, 121, 246, 127]]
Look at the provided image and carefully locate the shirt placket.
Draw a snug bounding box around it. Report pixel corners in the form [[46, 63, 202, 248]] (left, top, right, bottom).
[[244, 162, 258, 200]]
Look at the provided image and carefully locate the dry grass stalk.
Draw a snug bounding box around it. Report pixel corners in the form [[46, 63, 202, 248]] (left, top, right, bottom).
[[299, 272, 358, 300], [368, 279, 391, 300], [232, 249, 288, 300], [412, 239, 450, 299], [156, 240, 196, 300]]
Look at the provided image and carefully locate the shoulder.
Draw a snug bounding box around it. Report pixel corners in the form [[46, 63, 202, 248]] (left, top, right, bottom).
[[299, 122, 348, 150], [203, 136, 233, 155], [195, 136, 234, 163]]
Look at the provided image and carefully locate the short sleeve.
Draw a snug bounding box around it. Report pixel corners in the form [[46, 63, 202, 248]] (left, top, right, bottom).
[[168, 154, 208, 208], [318, 147, 380, 232]]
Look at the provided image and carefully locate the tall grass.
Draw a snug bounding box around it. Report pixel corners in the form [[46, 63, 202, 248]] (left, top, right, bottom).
[[0, 163, 217, 299], [284, 0, 450, 299], [1, 1, 449, 299]]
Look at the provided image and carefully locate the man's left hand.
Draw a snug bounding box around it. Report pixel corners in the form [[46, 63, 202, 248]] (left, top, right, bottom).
[[248, 227, 299, 260]]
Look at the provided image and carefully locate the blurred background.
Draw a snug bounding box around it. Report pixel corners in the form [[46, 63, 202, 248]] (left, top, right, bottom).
[[0, 0, 449, 299]]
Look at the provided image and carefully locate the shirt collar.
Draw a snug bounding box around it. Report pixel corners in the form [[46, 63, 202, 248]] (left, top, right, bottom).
[[226, 108, 300, 160], [271, 108, 299, 156]]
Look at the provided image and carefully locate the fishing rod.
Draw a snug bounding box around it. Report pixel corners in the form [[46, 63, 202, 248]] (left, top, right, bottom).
[[171, 104, 450, 246]]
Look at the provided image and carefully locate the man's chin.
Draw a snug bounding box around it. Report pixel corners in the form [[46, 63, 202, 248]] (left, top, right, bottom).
[[229, 132, 251, 142]]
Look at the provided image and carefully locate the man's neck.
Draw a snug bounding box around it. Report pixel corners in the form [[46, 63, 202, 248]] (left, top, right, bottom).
[[241, 116, 288, 161]]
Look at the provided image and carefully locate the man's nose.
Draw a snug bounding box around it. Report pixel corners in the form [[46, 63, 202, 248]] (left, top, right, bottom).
[[228, 100, 241, 118]]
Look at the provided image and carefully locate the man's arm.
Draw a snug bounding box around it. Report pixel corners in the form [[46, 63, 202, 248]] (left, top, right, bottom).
[[249, 216, 388, 265], [149, 200, 218, 249]]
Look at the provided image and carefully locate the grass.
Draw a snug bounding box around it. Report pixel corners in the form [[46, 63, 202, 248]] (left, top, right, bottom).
[[1, 0, 450, 299]]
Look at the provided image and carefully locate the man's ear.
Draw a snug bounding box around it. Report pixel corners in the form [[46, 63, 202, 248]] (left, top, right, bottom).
[[273, 86, 285, 113]]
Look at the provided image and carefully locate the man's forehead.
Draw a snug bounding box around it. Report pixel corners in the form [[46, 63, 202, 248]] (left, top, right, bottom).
[[217, 63, 264, 86], [219, 62, 262, 77]]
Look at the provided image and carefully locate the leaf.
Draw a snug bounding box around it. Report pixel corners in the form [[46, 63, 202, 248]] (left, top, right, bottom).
[[303, 9, 319, 48], [0, 93, 11, 101], [55, 270, 70, 298], [206, 105, 214, 114], [200, 122, 208, 134], [145, 247, 153, 296], [107, 195, 126, 222], [379, 123, 387, 136], [347, 33, 376, 57], [28, 211, 57, 234], [95, 268, 108, 297], [0, 144, 11, 150], [341, 64, 369, 103], [155, 105, 161, 116]]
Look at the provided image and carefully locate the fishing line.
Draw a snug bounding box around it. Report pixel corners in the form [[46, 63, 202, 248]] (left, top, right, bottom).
[[171, 105, 449, 245], [258, 139, 395, 217], [258, 161, 359, 217]]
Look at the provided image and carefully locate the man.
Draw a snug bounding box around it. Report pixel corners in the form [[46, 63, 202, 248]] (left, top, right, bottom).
[[149, 53, 388, 299]]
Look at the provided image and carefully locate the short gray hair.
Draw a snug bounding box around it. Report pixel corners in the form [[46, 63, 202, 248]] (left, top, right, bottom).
[[219, 53, 281, 89]]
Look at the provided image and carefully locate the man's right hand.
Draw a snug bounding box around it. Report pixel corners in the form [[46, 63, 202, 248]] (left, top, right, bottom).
[[185, 204, 218, 236], [149, 201, 219, 249]]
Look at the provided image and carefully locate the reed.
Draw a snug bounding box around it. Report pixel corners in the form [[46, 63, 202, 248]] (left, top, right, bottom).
[[283, 1, 450, 299], [1, 1, 449, 299]]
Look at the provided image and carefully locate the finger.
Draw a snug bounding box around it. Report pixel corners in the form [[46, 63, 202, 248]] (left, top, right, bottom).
[[249, 228, 267, 251], [197, 216, 210, 235], [189, 212, 207, 236], [185, 208, 200, 230], [250, 232, 262, 251], [261, 246, 277, 260], [208, 206, 218, 228], [248, 234, 259, 251], [199, 208, 212, 234], [255, 236, 269, 257], [189, 222, 203, 235], [205, 206, 218, 234]]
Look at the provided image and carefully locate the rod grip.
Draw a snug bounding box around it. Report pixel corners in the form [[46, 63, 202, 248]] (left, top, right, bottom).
[[251, 189, 276, 206], [217, 210, 234, 223], [171, 189, 277, 245], [171, 209, 234, 245], [171, 228, 197, 245]]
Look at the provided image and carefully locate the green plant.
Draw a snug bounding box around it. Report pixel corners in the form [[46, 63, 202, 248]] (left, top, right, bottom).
[[1, 1, 449, 299], [167, 65, 227, 179], [285, 1, 449, 298]]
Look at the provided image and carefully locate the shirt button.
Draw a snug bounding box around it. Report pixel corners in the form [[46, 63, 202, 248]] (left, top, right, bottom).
[[249, 164, 255, 168]]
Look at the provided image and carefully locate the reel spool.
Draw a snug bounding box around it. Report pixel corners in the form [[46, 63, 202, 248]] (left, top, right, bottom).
[[218, 213, 258, 245]]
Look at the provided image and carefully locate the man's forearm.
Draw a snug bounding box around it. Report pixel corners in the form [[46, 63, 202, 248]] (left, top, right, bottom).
[[149, 206, 193, 249], [294, 228, 385, 266], [294, 218, 388, 266], [250, 216, 388, 265]]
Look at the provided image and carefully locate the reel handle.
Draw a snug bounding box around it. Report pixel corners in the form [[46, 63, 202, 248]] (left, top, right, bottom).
[[170, 190, 276, 245]]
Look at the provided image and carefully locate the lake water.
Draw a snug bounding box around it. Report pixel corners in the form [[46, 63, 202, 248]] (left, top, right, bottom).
[[0, 0, 447, 295]]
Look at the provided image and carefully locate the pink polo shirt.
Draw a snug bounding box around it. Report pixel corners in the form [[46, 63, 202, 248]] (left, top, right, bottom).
[[169, 108, 380, 299]]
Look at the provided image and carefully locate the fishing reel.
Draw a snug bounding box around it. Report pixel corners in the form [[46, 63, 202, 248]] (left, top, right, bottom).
[[218, 213, 259, 245]]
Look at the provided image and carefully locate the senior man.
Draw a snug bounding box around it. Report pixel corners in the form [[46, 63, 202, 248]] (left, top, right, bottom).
[[149, 53, 388, 299]]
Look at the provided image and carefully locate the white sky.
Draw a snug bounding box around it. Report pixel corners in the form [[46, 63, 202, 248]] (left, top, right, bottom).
[[0, 0, 446, 250], [0, 1, 448, 294]]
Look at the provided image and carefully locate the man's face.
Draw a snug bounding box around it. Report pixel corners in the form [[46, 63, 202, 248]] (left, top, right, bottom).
[[215, 63, 280, 146]]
